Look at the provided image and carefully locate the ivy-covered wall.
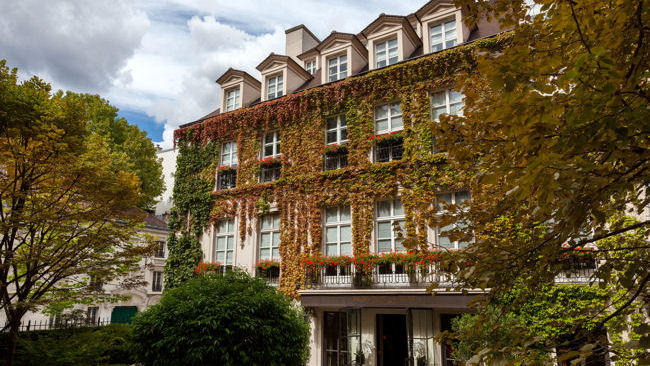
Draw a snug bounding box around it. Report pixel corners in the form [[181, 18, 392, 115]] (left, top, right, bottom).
[[166, 34, 510, 295]]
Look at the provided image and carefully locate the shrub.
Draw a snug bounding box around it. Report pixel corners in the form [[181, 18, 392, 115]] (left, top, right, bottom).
[[131, 271, 310, 366], [0, 324, 133, 366]]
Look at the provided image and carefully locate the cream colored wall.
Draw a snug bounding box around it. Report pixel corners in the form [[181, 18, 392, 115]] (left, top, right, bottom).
[[350, 47, 368, 76], [286, 28, 319, 65], [286, 67, 307, 94], [241, 79, 261, 107]]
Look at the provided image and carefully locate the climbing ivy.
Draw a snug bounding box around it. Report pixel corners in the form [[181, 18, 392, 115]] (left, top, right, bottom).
[[167, 34, 511, 295]]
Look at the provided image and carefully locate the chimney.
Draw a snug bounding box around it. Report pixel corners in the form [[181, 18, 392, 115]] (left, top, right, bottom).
[[285, 24, 319, 64]]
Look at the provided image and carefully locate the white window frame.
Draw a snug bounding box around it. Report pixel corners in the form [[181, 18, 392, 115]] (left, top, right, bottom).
[[267, 75, 283, 100], [262, 131, 281, 158], [375, 198, 406, 253], [225, 88, 240, 112], [154, 240, 165, 258], [214, 219, 235, 265], [328, 54, 348, 82], [220, 141, 238, 167], [259, 214, 281, 260], [324, 206, 352, 256], [374, 102, 403, 134], [325, 115, 348, 145], [375, 38, 398, 68], [435, 191, 472, 250], [429, 19, 457, 53], [430, 89, 464, 121], [305, 59, 317, 74], [152, 271, 163, 292]]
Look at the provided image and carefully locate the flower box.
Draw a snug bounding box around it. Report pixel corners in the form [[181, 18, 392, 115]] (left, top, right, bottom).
[[322, 142, 348, 155], [369, 131, 404, 145], [216, 165, 235, 174], [259, 156, 282, 168]]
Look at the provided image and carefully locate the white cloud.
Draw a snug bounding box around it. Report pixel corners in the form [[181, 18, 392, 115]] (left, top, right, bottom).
[[1, 0, 426, 148]]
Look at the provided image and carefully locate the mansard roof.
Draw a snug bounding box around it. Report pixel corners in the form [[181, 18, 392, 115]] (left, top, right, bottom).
[[215, 68, 261, 88], [358, 13, 421, 46], [315, 31, 367, 58], [256, 53, 313, 79]]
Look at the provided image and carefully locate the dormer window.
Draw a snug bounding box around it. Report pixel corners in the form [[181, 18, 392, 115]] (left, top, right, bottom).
[[328, 54, 347, 82], [430, 19, 457, 52], [375, 39, 398, 68], [305, 60, 317, 74], [267, 75, 283, 100], [224, 88, 240, 112]]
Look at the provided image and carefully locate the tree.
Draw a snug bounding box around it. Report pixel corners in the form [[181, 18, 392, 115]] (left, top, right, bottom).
[[432, 0, 650, 362], [74, 93, 164, 209], [0, 60, 154, 366], [131, 271, 310, 366]]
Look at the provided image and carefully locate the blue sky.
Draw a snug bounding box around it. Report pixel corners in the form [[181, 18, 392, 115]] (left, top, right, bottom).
[[1, 0, 425, 147]]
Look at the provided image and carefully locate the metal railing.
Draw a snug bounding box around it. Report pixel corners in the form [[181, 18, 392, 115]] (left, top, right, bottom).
[[3, 317, 112, 333], [375, 140, 404, 162], [324, 151, 348, 170], [256, 267, 280, 286], [217, 169, 237, 190], [260, 165, 281, 182], [304, 263, 457, 289]]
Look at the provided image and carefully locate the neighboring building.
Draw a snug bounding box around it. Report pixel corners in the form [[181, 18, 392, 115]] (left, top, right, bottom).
[[172, 1, 593, 366], [154, 147, 179, 219], [1, 212, 169, 328]]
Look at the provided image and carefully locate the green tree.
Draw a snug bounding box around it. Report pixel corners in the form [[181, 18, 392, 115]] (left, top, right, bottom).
[[74, 93, 163, 209], [131, 271, 310, 366], [0, 60, 154, 366], [433, 0, 649, 362]]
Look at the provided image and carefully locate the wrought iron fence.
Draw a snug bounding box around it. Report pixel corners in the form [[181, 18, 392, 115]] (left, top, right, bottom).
[[375, 139, 404, 162], [256, 267, 280, 286], [324, 151, 348, 170], [304, 263, 456, 289], [217, 169, 237, 190], [2, 317, 112, 333], [260, 165, 281, 182]]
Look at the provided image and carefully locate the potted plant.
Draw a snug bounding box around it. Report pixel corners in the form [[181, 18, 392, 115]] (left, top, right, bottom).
[[414, 342, 427, 366], [354, 350, 365, 366]]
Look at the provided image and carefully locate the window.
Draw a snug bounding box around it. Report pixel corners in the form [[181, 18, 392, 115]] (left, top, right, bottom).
[[155, 241, 165, 258], [259, 214, 280, 260], [88, 275, 103, 291], [431, 89, 464, 121], [267, 75, 283, 100], [325, 206, 352, 256], [375, 102, 403, 134], [152, 271, 163, 292], [376, 198, 405, 252], [436, 191, 472, 249], [374, 102, 404, 162], [324, 116, 348, 170], [328, 54, 348, 82], [324, 310, 361, 366], [376, 38, 398, 68], [215, 219, 235, 265], [430, 19, 457, 52], [305, 59, 316, 74], [262, 131, 281, 158], [87, 306, 99, 324], [225, 88, 240, 112], [218, 141, 238, 189]]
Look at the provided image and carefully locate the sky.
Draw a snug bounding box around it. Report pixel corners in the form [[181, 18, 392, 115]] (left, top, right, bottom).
[[0, 0, 426, 148]]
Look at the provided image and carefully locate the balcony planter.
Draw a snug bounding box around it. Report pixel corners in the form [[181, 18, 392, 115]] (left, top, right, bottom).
[[259, 156, 282, 168], [322, 142, 348, 155], [256, 259, 280, 280], [369, 131, 404, 146], [216, 165, 235, 174]]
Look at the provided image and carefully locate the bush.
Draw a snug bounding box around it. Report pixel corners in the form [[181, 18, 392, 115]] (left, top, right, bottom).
[[0, 324, 134, 366], [131, 271, 310, 366]]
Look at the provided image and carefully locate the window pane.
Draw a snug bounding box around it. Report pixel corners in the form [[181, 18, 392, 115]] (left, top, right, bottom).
[[272, 232, 280, 246], [446, 39, 457, 48], [446, 20, 456, 29], [326, 244, 338, 256], [375, 119, 388, 133], [377, 221, 392, 239], [455, 191, 471, 204], [326, 118, 338, 130], [260, 248, 270, 259], [388, 39, 397, 48], [326, 208, 338, 223], [432, 92, 446, 106], [340, 116, 347, 126], [261, 233, 271, 247], [437, 193, 452, 209], [217, 237, 225, 250], [431, 43, 443, 52], [432, 106, 447, 121], [430, 24, 442, 34], [377, 239, 392, 252], [272, 248, 280, 259], [340, 206, 350, 222], [445, 29, 456, 40], [391, 116, 403, 130], [327, 130, 337, 144], [390, 103, 401, 116], [218, 221, 227, 233], [438, 225, 454, 248], [393, 200, 404, 216], [377, 42, 386, 52], [216, 252, 225, 262], [273, 214, 280, 228], [329, 58, 337, 67], [377, 201, 391, 217], [375, 105, 388, 119], [264, 145, 273, 157], [340, 225, 351, 242], [449, 90, 463, 104], [222, 143, 231, 153], [226, 251, 233, 264], [340, 55, 347, 63], [326, 227, 338, 243], [340, 128, 348, 141], [227, 236, 234, 249], [340, 242, 352, 255], [450, 102, 463, 116], [261, 216, 272, 230], [226, 219, 234, 232]]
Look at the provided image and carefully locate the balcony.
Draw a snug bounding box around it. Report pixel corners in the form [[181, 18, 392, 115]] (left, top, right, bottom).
[[256, 266, 280, 286], [303, 263, 456, 289], [217, 168, 237, 190]]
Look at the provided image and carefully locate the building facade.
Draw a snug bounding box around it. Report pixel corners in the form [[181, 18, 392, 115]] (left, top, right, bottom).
[[1, 212, 169, 328], [169, 1, 574, 366]]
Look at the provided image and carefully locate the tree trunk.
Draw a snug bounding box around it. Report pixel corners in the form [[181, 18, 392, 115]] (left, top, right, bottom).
[[5, 311, 22, 366]]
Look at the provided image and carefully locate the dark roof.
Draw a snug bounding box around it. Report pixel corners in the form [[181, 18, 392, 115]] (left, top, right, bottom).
[[144, 212, 169, 231]]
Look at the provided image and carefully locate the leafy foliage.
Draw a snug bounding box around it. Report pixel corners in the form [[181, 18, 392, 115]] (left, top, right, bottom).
[[0, 60, 155, 366], [131, 271, 310, 366]]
